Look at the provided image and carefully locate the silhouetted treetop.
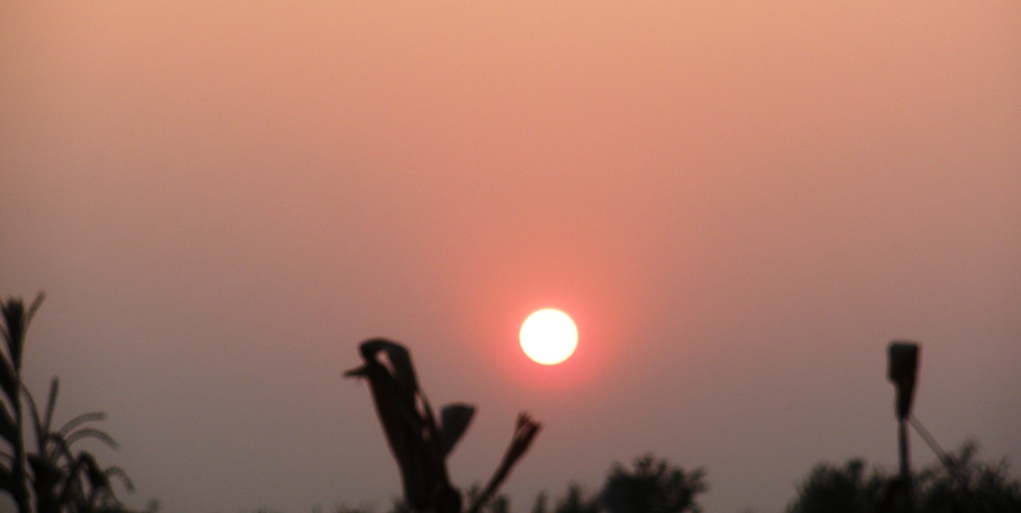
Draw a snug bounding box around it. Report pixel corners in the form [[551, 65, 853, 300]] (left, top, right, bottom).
[[602, 454, 707, 513]]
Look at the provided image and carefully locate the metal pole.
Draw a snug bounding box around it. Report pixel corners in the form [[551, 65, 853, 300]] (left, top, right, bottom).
[[888, 341, 919, 513], [899, 418, 912, 513]]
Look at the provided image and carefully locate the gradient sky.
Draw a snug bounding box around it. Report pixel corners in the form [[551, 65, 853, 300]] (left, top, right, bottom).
[[2, 3, 1020, 513]]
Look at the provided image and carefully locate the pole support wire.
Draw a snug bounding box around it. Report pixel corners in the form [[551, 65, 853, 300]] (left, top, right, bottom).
[[909, 415, 953, 469], [909, 414, 977, 502]]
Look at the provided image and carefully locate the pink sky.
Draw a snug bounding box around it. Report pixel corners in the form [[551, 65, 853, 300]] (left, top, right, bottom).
[[3, 3, 1020, 513]]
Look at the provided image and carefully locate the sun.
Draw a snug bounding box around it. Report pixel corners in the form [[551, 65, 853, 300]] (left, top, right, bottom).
[[520, 308, 578, 365]]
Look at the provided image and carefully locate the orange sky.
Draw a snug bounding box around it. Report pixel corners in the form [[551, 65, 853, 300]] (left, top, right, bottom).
[[3, 3, 1020, 513]]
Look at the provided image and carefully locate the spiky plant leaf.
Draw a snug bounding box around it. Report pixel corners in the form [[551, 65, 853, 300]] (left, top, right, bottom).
[[104, 465, 134, 492], [23, 381, 48, 451], [64, 427, 119, 450], [0, 299, 22, 343], [0, 462, 13, 492], [28, 453, 64, 487], [49, 432, 77, 465], [0, 353, 17, 399], [29, 452, 65, 513], [58, 411, 106, 438], [25, 294, 44, 327], [79, 452, 110, 490], [0, 400, 16, 445], [42, 377, 59, 436], [0, 293, 43, 373], [1, 298, 26, 370]]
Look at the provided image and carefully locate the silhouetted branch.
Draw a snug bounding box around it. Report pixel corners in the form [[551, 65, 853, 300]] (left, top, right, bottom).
[[348, 339, 540, 513], [466, 413, 541, 513]]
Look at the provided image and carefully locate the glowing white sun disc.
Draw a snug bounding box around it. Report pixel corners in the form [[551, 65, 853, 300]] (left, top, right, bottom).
[[520, 309, 578, 365]]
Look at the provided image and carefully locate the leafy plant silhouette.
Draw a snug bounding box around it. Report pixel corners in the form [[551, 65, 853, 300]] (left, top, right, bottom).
[[346, 338, 540, 513], [603, 454, 707, 513], [1, 293, 131, 513], [785, 440, 1021, 513]]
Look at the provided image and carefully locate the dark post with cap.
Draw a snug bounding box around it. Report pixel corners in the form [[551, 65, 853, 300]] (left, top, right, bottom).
[[887, 341, 920, 513]]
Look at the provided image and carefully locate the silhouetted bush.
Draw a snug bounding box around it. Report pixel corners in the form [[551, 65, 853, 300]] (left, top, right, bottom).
[[552, 484, 600, 513], [539, 455, 707, 513], [602, 454, 707, 513], [785, 459, 887, 513], [914, 440, 1021, 513], [786, 440, 1021, 513]]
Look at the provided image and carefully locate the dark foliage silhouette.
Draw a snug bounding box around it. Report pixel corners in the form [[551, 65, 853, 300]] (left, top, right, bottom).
[[1, 294, 134, 513], [552, 484, 600, 513], [784, 458, 888, 513], [535, 455, 706, 513], [913, 440, 1021, 513], [530, 491, 549, 513], [785, 440, 1021, 513], [346, 338, 540, 513], [602, 454, 707, 513], [465, 484, 510, 513]]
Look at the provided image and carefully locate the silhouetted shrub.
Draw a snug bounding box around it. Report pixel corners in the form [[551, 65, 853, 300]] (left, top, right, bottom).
[[786, 440, 1021, 513], [602, 454, 707, 513]]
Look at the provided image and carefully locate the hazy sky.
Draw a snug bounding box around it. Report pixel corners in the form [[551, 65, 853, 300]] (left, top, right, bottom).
[[2, 3, 1020, 513]]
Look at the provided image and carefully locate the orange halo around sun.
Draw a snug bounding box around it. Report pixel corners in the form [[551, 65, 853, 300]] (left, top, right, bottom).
[[519, 308, 578, 365]]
